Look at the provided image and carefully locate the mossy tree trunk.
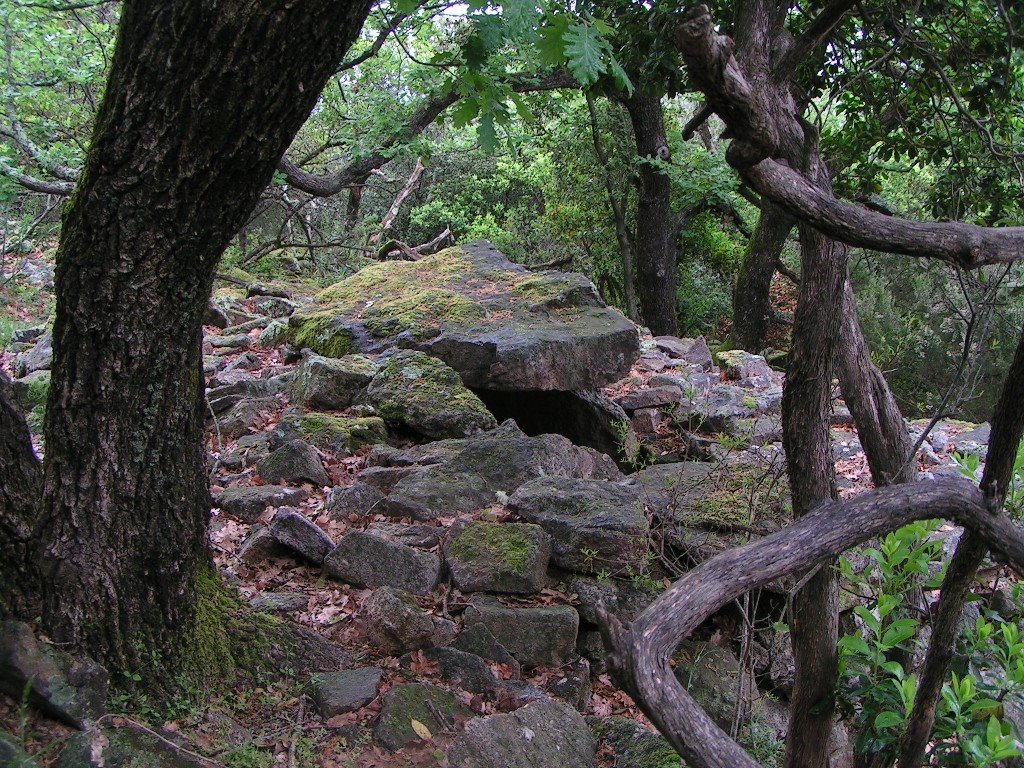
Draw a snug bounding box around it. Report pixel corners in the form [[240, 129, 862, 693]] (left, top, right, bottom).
[[5, 0, 371, 684], [730, 201, 793, 351]]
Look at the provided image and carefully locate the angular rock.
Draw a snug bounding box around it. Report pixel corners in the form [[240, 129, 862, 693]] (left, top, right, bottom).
[[448, 698, 596, 768], [288, 241, 639, 391], [325, 531, 440, 594], [463, 595, 578, 668], [211, 484, 308, 522], [258, 319, 289, 348], [216, 396, 278, 440], [561, 575, 658, 625], [269, 508, 333, 564], [237, 525, 286, 564], [12, 332, 52, 377], [276, 411, 387, 457], [444, 521, 550, 594], [10, 370, 50, 411], [360, 587, 453, 655], [310, 667, 382, 716], [325, 481, 385, 519], [256, 439, 329, 487], [377, 468, 495, 521], [399, 647, 499, 694], [290, 353, 378, 410], [716, 349, 773, 381], [674, 641, 763, 731], [253, 295, 296, 318], [452, 625, 521, 678], [56, 725, 209, 767], [374, 683, 470, 751], [364, 522, 442, 549], [546, 655, 591, 711], [508, 477, 646, 574], [0, 621, 108, 729], [615, 386, 682, 412], [361, 350, 496, 439]]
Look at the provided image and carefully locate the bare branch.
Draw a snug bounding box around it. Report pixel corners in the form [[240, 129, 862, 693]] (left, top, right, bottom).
[[603, 476, 1024, 768], [774, 0, 858, 75], [744, 159, 1024, 268], [0, 155, 74, 195]]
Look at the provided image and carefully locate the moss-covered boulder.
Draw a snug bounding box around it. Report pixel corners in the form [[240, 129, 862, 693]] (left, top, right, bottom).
[[444, 522, 551, 594], [374, 683, 470, 751], [289, 353, 378, 410], [361, 350, 496, 439], [288, 241, 639, 391], [277, 411, 387, 457], [10, 369, 50, 411]]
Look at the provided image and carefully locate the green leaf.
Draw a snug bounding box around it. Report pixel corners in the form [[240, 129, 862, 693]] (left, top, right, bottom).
[[874, 710, 904, 729], [451, 99, 480, 129], [536, 17, 570, 68], [563, 23, 608, 87], [477, 113, 498, 153]]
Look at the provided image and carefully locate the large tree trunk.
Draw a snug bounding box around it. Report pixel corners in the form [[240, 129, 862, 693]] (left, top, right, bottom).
[[624, 91, 677, 336], [0, 372, 42, 619], [730, 201, 793, 351], [26, 0, 370, 683]]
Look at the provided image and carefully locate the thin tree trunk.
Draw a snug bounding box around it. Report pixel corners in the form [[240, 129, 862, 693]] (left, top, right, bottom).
[[837, 277, 918, 486], [898, 323, 1024, 766], [30, 0, 371, 683], [624, 90, 677, 336], [731, 201, 793, 351], [587, 93, 639, 322], [0, 371, 42, 619]]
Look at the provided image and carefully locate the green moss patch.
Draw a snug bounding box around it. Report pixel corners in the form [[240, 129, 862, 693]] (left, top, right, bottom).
[[449, 523, 532, 569]]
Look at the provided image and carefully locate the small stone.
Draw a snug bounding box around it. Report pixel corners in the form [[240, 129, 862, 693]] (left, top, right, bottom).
[[614, 386, 682, 411], [269, 508, 334, 564], [253, 295, 296, 318], [364, 522, 441, 549], [326, 482, 385, 519], [310, 668, 382, 716], [258, 319, 290, 348], [12, 332, 52, 377], [212, 485, 308, 522], [256, 439, 329, 487], [715, 349, 772, 381], [546, 655, 591, 711], [361, 587, 453, 655], [277, 412, 387, 458], [374, 683, 470, 751], [593, 716, 681, 768], [325, 531, 441, 595], [237, 526, 286, 564], [247, 281, 292, 299], [444, 521, 550, 594], [462, 595, 578, 669], [209, 333, 251, 350], [448, 698, 596, 768]]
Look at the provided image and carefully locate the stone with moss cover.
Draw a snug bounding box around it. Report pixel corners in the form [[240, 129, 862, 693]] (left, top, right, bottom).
[[277, 410, 387, 457], [374, 683, 470, 751], [289, 353, 378, 410], [361, 349, 496, 439], [288, 241, 639, 391], [444, 521, 551, 594]]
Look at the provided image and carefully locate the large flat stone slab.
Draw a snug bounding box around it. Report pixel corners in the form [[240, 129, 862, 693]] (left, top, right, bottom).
[[287, 241, 639, 391]]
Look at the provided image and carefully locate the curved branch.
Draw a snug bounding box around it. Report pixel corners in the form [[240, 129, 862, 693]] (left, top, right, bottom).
[[744, 159, 1024, 267], [602, 476, 1024, 768], [0, 155, 74, 195], [277, 70, 577, 198]]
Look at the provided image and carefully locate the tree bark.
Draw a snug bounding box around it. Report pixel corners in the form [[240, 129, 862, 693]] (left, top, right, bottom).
[[624, 90, 677, 336], [730, 201, 793, 351], [836, 276, 918, 485], [0, 371, 42, 619], [29, 0, 370, 682]]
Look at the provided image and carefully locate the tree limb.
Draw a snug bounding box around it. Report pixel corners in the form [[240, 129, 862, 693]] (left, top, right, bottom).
[[602, 476, 1024, 768], [774, 0, 858, 75]]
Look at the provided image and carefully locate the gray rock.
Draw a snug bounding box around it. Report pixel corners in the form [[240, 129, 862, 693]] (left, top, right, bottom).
[[11, 325, 45, 345], [452, 625, 521, 678], [463, 595, 578, 668], [288, 241, 639, 392], [508, 477, 647, 574], [10, 370, 49, 411], [256, 439, 329, 487], [361, 349, 497, 439], [364, 522, 442, 549], [326, 482, 385, 519], [247, 282, 292, 299], [448, 698, 596, 768], [237, 525, 286, 564], [325, 531, 441, 594], [358, 465, 425, 493], [374, 683, 470, 751], [0, 621, 108, 729], [249, 591, 307, 612], [290, 353, 378, 410], [546, 655, 591, 711], [216, 396, 279, 440], [716, 350, 772, 380], [444, 521, 551, 594], [674, 641, 763, 731], [561, 575, 658, 625], [269, 508, 333, 564], [56, 723, 208, 767], [209, 333, 251, 350], [377, 468, 494, 521], [360, 587, 454, 655], [212, 484, 308, 522], [253, 295, 296, 318], [258, 319, 290, 348], [310, 667, 382, 716], [13, 332, 52, 377], [615, 386, 682, 412], [399, 647, 499, 694]]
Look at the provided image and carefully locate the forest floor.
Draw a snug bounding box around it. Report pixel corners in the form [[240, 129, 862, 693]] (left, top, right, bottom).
[[0, 246, 1007, 768]]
